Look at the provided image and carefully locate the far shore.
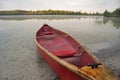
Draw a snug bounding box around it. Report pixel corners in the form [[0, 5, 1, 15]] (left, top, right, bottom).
[[0, 8, 120, 17]]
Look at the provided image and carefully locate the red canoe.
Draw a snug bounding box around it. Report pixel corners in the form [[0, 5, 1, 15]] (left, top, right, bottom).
[[35, 24, 119, 80]]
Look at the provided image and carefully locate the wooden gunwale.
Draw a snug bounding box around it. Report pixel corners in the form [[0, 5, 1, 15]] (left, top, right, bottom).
[[35, 26, 120, 80], [35, 33, 101, 79]]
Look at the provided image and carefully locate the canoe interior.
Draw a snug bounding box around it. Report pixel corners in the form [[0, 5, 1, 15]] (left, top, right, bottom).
[[36, 25, 97, 68]]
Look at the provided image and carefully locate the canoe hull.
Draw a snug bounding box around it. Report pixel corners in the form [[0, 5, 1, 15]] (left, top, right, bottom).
[[35, 24, 120, 80], [36, 45, 83, 80]]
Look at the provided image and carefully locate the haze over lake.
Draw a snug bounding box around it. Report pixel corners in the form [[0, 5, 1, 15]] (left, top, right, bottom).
[[0, 15, 120, 80]]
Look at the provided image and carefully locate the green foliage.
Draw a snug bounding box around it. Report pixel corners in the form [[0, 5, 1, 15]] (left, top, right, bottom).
[[0, 10, 102, 15], [0, 10, 29, 15], [112, 8, 120, 17], [103, 10, 110, 17], [104, 8, 120, 17]]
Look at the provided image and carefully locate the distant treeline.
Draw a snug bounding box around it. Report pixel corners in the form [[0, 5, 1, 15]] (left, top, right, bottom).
[[0, 8, 120, 17], [0, 9, 101, 15], [103, 8, 120, 17]]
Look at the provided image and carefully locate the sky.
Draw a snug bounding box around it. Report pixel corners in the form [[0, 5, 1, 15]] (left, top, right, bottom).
[[0, 0, 120, 13]]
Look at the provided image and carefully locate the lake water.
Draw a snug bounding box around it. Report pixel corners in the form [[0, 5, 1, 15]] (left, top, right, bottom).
[[0, 15, 120, 80]]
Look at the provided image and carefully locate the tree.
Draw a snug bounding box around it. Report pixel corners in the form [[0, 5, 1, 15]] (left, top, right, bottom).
[[112, 8, 120, 17], [103, 10, 110, 17]]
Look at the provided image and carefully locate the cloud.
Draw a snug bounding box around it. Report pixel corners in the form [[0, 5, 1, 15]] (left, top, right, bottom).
[[0, 0, 119, 12]]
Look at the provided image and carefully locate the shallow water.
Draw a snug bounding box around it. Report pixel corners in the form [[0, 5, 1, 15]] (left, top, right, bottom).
[[0, 15, 120, 80]]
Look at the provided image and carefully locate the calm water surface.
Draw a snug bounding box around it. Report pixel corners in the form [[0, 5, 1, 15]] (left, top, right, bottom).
[[0, 15, 120, 80]]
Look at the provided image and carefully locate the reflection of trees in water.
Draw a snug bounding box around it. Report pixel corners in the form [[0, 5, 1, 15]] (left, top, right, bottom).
[[1, 15, 119, 29], [103, 17, 120, 29], [94, 18, 103, 24], [0, 15, 102, 21]]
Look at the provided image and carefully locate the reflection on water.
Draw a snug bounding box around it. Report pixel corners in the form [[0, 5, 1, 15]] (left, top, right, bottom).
[[0, 15, 120, 29], [0, 15, 102, 20], [0, 15, 120, 52], [0, 15, 120, 80], [103, 17, 120, 29]]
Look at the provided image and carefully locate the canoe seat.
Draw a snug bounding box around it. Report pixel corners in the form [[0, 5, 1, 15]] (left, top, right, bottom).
[[42, 32, 53, 35], [39, 35, 77, 57], [51, 36, 77, 57], [53, 49, 76, 57]]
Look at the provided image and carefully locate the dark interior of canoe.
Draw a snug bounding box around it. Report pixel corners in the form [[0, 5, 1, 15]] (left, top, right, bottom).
[[36, 25, 97, 68]]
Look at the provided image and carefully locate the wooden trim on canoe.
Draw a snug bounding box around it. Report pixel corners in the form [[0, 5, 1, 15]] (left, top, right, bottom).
[[35, 27, 120, 80], [35, 36, 120, 80], [35, 37, 91, 80]]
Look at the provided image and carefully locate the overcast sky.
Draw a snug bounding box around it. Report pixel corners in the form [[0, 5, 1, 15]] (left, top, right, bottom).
[[0, 0, 120, 13]]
